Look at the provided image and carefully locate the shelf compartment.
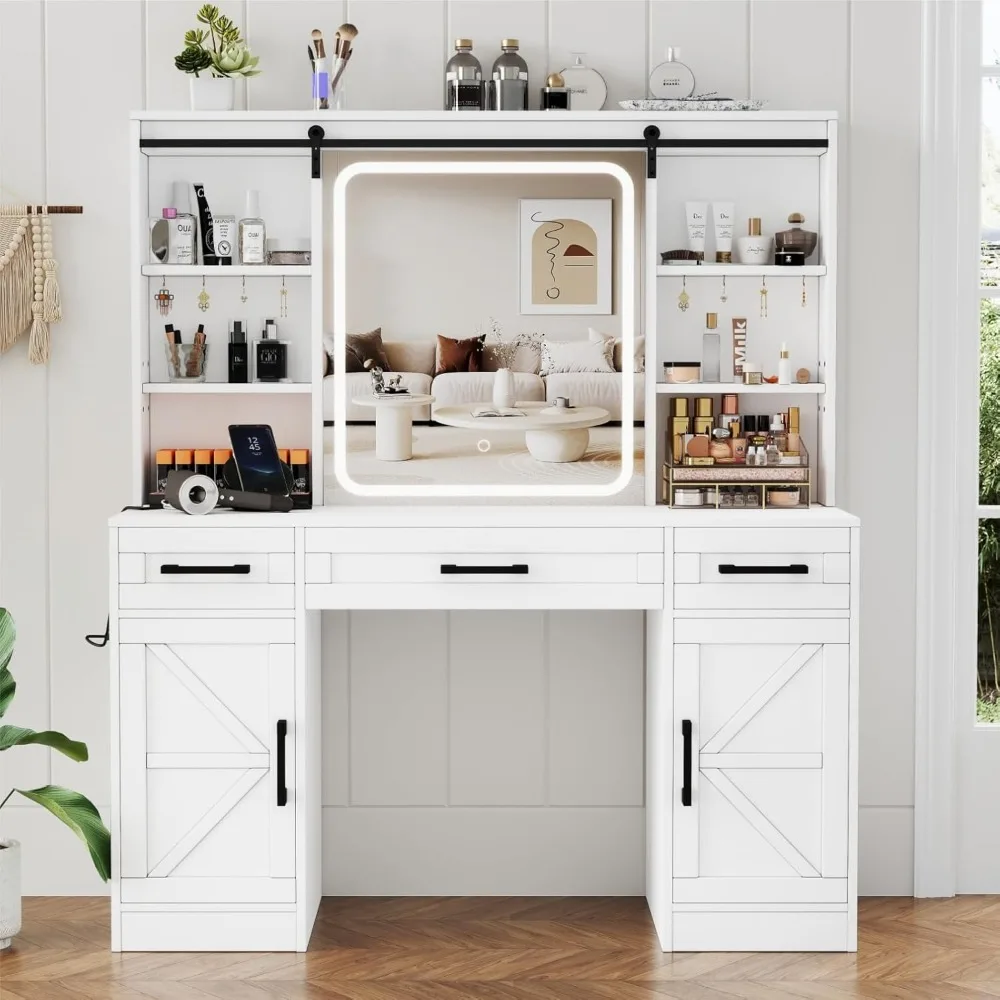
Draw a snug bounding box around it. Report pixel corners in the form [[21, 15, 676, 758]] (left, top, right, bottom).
[[143, 382, 312, 394], [656, 265, 826, 277], [656, 382, 825, 394], [141, 265, 312, 277]]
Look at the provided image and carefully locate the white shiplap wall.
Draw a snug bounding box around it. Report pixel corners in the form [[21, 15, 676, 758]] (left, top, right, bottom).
[[0, 0, 920, 896]]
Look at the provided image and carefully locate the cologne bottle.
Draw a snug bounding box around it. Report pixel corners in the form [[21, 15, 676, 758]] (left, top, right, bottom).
[[254, 318, 288, 382], [228, 319, 249, 383], [702, 312, 721, 382], [778, 342, 791, 384], [648, 47, 696, 100], [239, 190, 266, 265], [488, 39, 528, 110], [165, 182, 197, 265], [445, 39, 484, 111]]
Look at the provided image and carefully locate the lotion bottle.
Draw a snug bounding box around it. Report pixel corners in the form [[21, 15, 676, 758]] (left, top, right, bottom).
[[239, 190, 266, 265], [778, 342, 791, 384]]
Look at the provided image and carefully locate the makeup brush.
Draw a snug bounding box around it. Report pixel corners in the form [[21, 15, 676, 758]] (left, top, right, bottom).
[[335, 22, 358, 59], [311, 28, 326, 60], [307, 43, 315, 65], [330, 46, 353, 93]]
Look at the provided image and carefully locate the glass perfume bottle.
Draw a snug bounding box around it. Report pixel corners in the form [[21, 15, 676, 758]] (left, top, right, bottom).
[[702, 312, 721, 382], [559, 52, 608, 111], [445, 39, 484, 111], [165, 182, 197, 265], [254, 318, 288, 382], [737, 217, 772, 265], [648, 46, 696, 100], [488, 39, 528, 110], [239, 190, 266, 265]]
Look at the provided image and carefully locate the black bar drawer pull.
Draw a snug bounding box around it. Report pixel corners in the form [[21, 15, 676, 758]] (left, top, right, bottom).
[[276, 719, 288, 807], [160, 563, 252, 575], [681, 720, 693, 807], [440, 564, 529, 575], [717, 563, 809, 575]]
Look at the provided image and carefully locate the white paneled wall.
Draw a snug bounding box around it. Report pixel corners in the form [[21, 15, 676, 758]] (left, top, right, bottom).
[[0, 0, 920, 896]]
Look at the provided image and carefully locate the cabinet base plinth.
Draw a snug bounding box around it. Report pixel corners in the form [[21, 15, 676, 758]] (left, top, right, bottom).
[[672, 910, 851, 952], [119, 911, 298, 951]]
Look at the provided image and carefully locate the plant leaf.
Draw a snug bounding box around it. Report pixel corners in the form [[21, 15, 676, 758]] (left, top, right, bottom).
[[0, 607, 14, 669], [16, 786, 110, 881], [0, 725, 88, 761]]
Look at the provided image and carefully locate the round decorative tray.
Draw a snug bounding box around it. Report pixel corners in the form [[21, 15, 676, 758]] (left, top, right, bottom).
[[619, 98, 765, 112]]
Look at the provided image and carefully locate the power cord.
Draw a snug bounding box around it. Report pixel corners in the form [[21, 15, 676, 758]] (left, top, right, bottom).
[[84, 504, 156, 648]]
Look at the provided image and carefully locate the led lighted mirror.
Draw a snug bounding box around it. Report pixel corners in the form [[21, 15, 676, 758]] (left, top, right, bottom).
[[331, 159, 637, 499]]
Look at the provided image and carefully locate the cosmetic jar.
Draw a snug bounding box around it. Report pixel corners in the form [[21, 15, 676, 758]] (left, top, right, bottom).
[[266, 238, 311, 266], [540, 72, 569, 110], [774, 247, 806, 266], [742, 363, 762, 385], [663, 361, 701, 384], [766, 486, 801, 508], [673, 487, 705, 507]]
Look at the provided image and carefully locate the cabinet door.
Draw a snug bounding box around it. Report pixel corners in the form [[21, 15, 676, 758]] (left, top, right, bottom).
[[119, 620, 295, 904], [673, 620, 849, 905]]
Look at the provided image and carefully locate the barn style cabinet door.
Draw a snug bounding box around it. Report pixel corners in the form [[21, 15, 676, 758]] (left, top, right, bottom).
[[118, 619, 295, 904], [672, 619, 850, 906]]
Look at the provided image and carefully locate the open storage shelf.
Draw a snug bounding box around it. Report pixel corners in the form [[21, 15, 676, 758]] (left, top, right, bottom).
[[142, 265, 313, 277], [655, 382, 826, 395], [142, 382, 312, 394], [656, 265, 826, 277]]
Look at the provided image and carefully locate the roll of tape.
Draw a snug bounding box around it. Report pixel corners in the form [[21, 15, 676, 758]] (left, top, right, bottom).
[[164, 470, 220, 515]]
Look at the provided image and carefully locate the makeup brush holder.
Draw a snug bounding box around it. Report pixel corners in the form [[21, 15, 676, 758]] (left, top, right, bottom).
[[165, 343, 208, 382]]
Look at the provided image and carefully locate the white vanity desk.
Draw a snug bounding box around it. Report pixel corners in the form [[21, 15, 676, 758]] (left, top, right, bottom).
[[108, 503, 859, 955]]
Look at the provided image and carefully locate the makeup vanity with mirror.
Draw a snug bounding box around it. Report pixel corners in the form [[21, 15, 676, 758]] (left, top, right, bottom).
[[109, 111, 858, 955]]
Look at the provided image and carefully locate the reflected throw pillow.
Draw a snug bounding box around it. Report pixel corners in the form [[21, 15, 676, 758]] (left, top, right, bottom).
[[589, 328, 645, 373], [436, 334, 485, 375], [323, 327, 391, 374], [539, 336, 615, 376]]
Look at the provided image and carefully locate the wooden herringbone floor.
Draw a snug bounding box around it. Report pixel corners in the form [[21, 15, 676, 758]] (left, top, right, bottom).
[[6, 897, 1000, 998]]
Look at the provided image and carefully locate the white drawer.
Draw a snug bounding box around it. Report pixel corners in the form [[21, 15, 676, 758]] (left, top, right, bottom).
[[304, 526, 664, 610], [306, 526, 664, 555], [118, 552, 294, 610]]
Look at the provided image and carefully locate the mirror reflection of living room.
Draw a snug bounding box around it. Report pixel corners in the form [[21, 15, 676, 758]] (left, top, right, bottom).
[[323, 159, 644, 498]]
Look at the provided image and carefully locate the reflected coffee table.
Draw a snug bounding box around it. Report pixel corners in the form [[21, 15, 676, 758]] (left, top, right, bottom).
[[434, 402, 611, 462], [353, 393, 435, 461]]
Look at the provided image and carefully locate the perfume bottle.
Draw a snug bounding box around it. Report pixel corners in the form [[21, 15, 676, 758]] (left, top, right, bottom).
[[737, 218, 772, 265], [254, 318, 288, 382], [702, 312, 721, 382], [239, 190, 266, 265], [778, 342, 792, 384], [165, 182, 197, 265], [648, 47, 696, 100], [228, 319, 249, 383], [488, 39, 528, 110], [559, 53, 608, 111], [445, 39, 484, 111]]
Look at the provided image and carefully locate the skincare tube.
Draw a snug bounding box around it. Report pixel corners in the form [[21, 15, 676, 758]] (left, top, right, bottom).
[[713, 202, 734, 263], [685, 201, 707, 261]]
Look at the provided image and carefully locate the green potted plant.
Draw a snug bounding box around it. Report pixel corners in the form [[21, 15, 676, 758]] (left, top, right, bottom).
[[174, 4, 261, 112], [0, 609, 110, 949]]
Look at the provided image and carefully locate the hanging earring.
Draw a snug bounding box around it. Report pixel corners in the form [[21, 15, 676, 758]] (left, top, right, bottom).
[[280, 275, 288, 318], [240, 274, 248, 304], [720, 275, 728, 304], [677, 275, 690, 312], [759, 276, 768, 319], [154, 276, 174, 317], [801, 275, 807, 308], [197, 275, 210, 312]]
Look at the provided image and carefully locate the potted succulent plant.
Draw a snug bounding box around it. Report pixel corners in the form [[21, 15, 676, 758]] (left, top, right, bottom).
[[0, 609, 110, 949], [175, 4, 261, 112]]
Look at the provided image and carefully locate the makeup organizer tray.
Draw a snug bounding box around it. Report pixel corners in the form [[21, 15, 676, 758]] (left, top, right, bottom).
[[663, 465, 813, 510]]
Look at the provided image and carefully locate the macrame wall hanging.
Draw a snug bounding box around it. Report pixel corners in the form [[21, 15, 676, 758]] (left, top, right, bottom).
[[0, 204, 79, 364]]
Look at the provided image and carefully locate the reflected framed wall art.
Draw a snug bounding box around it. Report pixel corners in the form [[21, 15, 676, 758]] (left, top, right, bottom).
[[519, 198, 612, 315]]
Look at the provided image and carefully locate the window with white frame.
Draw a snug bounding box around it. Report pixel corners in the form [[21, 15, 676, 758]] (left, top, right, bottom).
[[978, 2, 1000, 720]]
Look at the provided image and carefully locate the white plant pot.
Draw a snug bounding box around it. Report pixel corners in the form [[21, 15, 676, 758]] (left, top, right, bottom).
[[492, 368, 516, 409], [0, 840, 21, 950], [189, 75, 235, 112]]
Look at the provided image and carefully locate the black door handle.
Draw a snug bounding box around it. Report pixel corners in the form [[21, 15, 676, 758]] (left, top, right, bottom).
[[276, 719, 288, 807], [681, 720, 693, 807], [160, 563, 252, 575], [440, 564, 529, 575], [718, 563, 809, 575]]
